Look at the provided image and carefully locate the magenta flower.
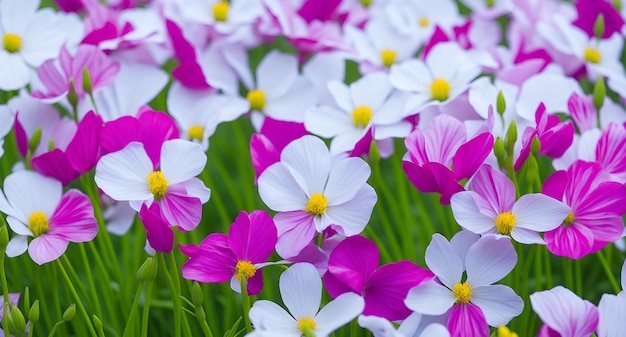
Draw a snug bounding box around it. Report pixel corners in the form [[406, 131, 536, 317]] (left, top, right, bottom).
[[403, 114, 493, 204], [323, 235, 434, 321], [572, 0, 624, 39], [595, 123, 626, 183], [530, 286, 598, 337], [180, 211, 277, 295], [1, 171, 98, 265], [451, 164, 570, 244], [542, 160, 626, 259]]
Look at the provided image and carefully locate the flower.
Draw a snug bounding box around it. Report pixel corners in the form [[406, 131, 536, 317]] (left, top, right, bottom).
[[248, 263, 365, 336], [257, 135, 377, 258], [405, 233, 523, 337], [358, 313, 450, 337], [1, 171, 97, 265], [530, 286, 598, 337], [180, 210, 277, 295], [450, 164, 571, 244]]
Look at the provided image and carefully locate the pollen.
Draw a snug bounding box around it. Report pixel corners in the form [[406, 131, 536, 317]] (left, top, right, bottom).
[[147, 171, 168, 201], [380, 49, 397, 67], [352, 106, 373, 128], [430, 78, 451, 102], [495, 211, 516, 235], [212, 1, 229, 22], [247, 89, 266, 111], [298, 317, 317, 334], [419, 17, 430, 27], [28, 212, 49, 237], [234, 261, 256, 281], [3, 33, 21, 53], [497, 326, 519, 337], [305, 193, 327, 216], [563, 212, 575, 226], [452, 282, 472, 304], [188, 125, 204, 141], [584, 47, 601, 64]]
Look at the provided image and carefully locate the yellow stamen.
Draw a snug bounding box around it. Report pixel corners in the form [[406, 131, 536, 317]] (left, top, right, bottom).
[[419, 17, 430, 27], [212, 1, 229, 22], [380, 49, 397, 67], [29, 212, 49, 237], [247, 89, 266, 111], [298, 317, 316, 334], [3, 33, 21, 53], [452, 282, 472, 304], [305, 193, 327, 216], [430, 78, 451, 101], [563, 212, 575, 226], [234, 261, 256, 281], [497, 326, 519, 337], [147, 171, 168, 201], [188, 125, 204, 141], [495, 211, 516, 235], [352, 106, 373, 128], [584, 47, 601, 64]]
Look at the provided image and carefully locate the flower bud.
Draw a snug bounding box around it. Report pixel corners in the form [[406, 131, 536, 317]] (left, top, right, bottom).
[[7, 304, 26, 336], [494, 137, 506, 168], [28, 300, 39, 322], [28, 128, 42, 155], [593, 76, 606, 112], [191, 282, 204, 307], [67, 78, 79, 112], [594, 14, 605, 39], [496, 91, 506, 116], [504, 121, 517, 155], [82, 66, 93, 95], [368, 140, 380, 168], [0, 224, 9, 250], [63, 304, 76, 322], [530, 135, 541, 156], [136, 257, 157, 282]]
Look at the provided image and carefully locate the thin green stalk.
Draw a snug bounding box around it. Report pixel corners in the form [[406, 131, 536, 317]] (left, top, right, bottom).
[[121, 282, 143, 337], [372, 167, 403, 259], [596, 250, 620, 293], [140, 280, 154, 337], [564, 257, 574, 291], [47, 321, 65, 337], [201, 167, 231, 226], [86, 241, 120, 329], [240, 275, 253, 333], [0, 252, 9, 337], [56, 259, 97, 337], [544, 248, 553, 288], [574, 259, 583, 296], [77, 245, 102, 319], [158, 253, 181, 337]]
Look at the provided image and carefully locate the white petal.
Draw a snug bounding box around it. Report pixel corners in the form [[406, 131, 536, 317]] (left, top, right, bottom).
[[358, 315, 400, 337], [389, 60, 431, 93], [257, 51, 298, 98], [95, 142, 153, 201], [419, 324, 451, 337], [510, 227, 545, 245], [257, 163, 308, 212], [466, 235, 517, 286], [513, 194, 570, 232], [21, 10, 66, 66], [281, 135, 330, 194], [530, 286, 596, 336], [304, 105, 353, 139], [264, 76, 316, 123], [1, 0, 38, 34], [280, 263, 321, 319], [471, 285, 523, 327], [425, 234, 463, 288], [0, 52, 30, 90], [315, 293, 365, 336], [160, 139, 207, 185], [621, 260, 626, 292], [323, 185, 377, 236], [324, 157, 371, 206], [249, 300, 299, 336], [516, 73, 581, 121], [4, 171, 61, 222], [6, 235, 28, 258], [405, 281, 456, 316], [450, 192, 496, 235], [327, 80, 354, 112], [598, 294, 626, 337], [450, 230, 480, 265], [350, 72, 392, 111], [7, 217, 32, 236]]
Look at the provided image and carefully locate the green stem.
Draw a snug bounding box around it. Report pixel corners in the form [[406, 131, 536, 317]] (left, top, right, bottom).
[[140, 280, 154, 337], [0, 250, 10, 337], [240, 275, 253, 333], [597, 250, 620, 293], [121, 282, 143, 337], [56, 259, 97, 337], [47, 322, 65, 337], [77, 245, 102, 319], [158, 253, 180, 337]]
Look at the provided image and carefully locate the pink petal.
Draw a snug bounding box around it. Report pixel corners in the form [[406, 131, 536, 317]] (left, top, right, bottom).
[[31, 149, 80, 186], [66, 111, 103, 173], [158, 191, 202, 232], [325, 236, 380, 295], [544, 224, 594, 259], [139, 204, 174, 253], [470, 165, 515, 214], [274, 211, 317, 259], [228, 210, 277, 263], [403, 161, 464, 205], [48, 189, 97, 243], [543, 170, 568, 201], [28, 235, 69, 265], [447, 303, 489, 337], [181, 234, 237, 283], [250, 134, 280, 181], [100, 116, 140, 155], [137, 110, 180, 167], [260, 117, 308, 151], [453, 133, 494, 181]]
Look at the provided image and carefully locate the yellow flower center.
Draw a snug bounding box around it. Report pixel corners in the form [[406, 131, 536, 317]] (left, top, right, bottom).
[[234, 261, 257, 281], [247, 89, 266, 111], [352, 106, 373, 128], [497, 326, 519, 337], [147, 171, 168, 201], [380, 49, 397, 67], [3, 33, 21, 53], [419, 17, 430, 27], [305, 193, 327, 216], [452, 282, 472, 304], [584, 47, 601, 64], [212, 1, 229, 22], [563, 212, 575, 226], [188, 125, 204, 141], [29, 212, 49, 237], [298, 317, 317, 334], [430, 78, 451, 101], [495, 211, 516, 235]]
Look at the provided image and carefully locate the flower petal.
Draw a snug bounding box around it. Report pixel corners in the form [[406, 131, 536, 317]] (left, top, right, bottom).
[[258, 163, 308, 212], [425, 234, 463, 288], [48, 190, 97, 243], [466, 235, 517, 286], [405, 281, 456, 316], [160, 139, 207, 185], [249, 300, 299, 336], [95, 142, 153, 201], [447, 303, 490, 337], [315, 292, 365, 336], [470, 285, 523, 327], [6, 235, 28, 258], [513, 194, 571, 232], [324, 158, 371, 206], [281, 263, 322, 319], [28, 235, 69, 265], [280, 135, 330, 195]]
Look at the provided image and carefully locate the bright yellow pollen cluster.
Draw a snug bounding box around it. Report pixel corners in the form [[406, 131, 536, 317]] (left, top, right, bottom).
[[147, 171, 168, 201], [247, 89, 266, 111], [305, 193, 327, 216], [29, 212, 49, 237], [3, 33, 21, 53], [495, 211, 516, 235], [352, 106, 373, 128], [380, 49, 397, 67], [563, 212, 575, 226], [419, 17, 430, 27], [497, 326, 519, 337], [298, 317, 317, 334], [212, 1, 229, 22], [452, 282, 472, 304], [584, 47, 601, 64], [188, 125, 204, 141], [234, 261, 257, 281], [430, 78, 451, 101]]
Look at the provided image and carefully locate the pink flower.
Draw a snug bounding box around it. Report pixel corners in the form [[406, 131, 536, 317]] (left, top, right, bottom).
[[572, 0, 624, 39], [450, 164, 570, 244], [1, 171, 98, 265], [542, 160, 626, 259], [180, 211, 277, 295], [530, 286, 598, 337], [403, 114, 494, 204], [323, 235, 434, 321]]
